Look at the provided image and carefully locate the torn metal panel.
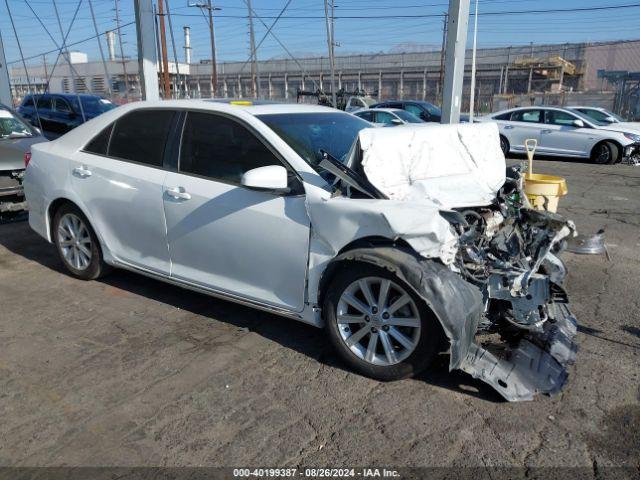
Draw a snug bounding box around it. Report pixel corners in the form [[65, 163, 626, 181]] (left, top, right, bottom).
[[357, 122, 506, 208]]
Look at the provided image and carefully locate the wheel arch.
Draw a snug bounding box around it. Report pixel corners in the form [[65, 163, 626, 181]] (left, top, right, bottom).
[[590, 139, 622, 163], [317, 245, 485, 371]]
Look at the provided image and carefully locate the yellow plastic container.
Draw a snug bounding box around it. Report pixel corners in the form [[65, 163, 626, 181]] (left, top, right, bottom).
[[522, 138, 568, 213], [523, 173, 568, 213]]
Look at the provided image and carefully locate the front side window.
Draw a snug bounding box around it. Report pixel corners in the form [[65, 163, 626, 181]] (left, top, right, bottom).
[[22, 96, 34, 108], [511, 109, 542, 123], [545, 110, 579, 126], [394, 110, 423, 123], [404, 104, 424, 118], [108, 110, 175, 166], [179, 112, 281, 184], [375, 111, 395, 125]]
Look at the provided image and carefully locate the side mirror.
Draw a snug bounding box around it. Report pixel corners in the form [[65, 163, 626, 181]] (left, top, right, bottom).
[[391, 118, 403, 125], [241, 165, 290, 193], [605, 116, 618, 123], [572, 119, 585, 128]]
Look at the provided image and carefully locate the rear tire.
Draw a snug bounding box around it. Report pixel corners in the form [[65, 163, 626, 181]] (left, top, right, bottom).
[[591, 141, 618, 165], [52, 203, 109, 280], [499, 135, 510, 157], [323, 262, 443, 381]]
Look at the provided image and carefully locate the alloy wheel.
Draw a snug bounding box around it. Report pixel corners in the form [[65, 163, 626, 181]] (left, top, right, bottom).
[[57, 213, 92, 271], [336, 277, 421, 366], [596, 144, 610, 164]]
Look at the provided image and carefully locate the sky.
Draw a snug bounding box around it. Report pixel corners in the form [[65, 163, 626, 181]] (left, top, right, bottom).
[[2, 0, 640, 69]]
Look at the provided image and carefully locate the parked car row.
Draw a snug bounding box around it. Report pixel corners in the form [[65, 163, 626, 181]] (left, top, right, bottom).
[[477, 106, 640, 164]]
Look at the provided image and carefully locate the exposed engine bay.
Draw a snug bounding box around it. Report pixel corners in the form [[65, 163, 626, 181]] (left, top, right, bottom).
[[0, 169, 26, 215], [443, 166, 578, 401], [317, 122, 580, 401]]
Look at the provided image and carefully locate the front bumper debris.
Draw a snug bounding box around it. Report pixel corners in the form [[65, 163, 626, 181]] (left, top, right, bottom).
[[622, 143, 640, 165], [460, 284, 577, 401]]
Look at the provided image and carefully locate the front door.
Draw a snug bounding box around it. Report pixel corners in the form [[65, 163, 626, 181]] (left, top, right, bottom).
[[502, 109, 544, 153], [539, 109, 593, 157], [163, 111, 310, 311]]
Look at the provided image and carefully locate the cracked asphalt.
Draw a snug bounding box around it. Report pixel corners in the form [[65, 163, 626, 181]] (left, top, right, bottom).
[[0, 159, 638, 471]]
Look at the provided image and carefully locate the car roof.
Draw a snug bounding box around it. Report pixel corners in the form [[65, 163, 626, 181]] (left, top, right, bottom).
[[567, 106, 605, 110], [357, 108, 401, 114], [23, 93, 107, 99], [102, 99, 342, 116]]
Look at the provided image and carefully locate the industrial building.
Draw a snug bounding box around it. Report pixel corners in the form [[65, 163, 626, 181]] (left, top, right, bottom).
[[9, 38, 640, 118]]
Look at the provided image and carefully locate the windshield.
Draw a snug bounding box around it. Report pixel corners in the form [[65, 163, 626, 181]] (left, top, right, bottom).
[[0, 109, 34, 138], [257, 112, 371, 169], [394, 110, 423, 123], [70, 97, 115, 115]]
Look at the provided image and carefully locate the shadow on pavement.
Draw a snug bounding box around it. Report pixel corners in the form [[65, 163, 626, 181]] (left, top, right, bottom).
[[0, 220, 502, 403]]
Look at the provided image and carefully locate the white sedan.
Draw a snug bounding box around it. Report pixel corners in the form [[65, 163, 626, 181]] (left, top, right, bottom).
[[23, 100, 579, 401], [353, 108, 424, 127], [479, 106, 640, 164]]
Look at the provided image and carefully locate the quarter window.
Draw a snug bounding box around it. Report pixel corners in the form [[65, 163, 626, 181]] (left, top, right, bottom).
[[179, 111, 281, 184], [84, 124, 114, 155], [108, 110, 175, 166], [54, 98, 72, 113]]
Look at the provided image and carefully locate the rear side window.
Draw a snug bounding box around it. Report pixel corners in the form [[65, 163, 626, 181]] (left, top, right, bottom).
[[22, 96, 34, 107], [545, 110, 578, 126], [511, 109, 542, 123], [356, 111, 374, 122], [375, 111, 395, 125], [84, 124, 114, 155], [493, 112, 511, 120], [54, 98, 72, 113], [36, 96, 52, 110], [179, 111, 281, 184], [108, 110, 175, 166]]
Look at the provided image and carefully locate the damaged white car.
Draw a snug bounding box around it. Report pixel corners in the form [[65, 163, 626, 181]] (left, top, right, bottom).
[[23, 101, 578, 401]]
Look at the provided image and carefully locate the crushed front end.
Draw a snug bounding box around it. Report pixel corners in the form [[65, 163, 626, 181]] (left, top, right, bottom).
[[444, 167, 578, 401], [0, 169, 27, 215]]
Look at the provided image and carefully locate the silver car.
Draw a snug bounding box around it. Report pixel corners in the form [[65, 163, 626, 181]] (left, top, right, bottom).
[[480, 106, 640, 164], [354, 108, 424, 127], [567, 106, 640, 132], [0, 104, 48, 215]]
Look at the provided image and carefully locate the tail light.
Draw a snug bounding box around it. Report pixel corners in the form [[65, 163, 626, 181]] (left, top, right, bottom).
[[24, 151, 32, 168]]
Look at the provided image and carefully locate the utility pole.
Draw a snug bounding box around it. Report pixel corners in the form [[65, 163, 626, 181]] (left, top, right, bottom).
[[134, 0, 159, 101], [247, 0, 260, 97], [207, 0, 218, 96], [88, 0, 113, 98], [114, 0, 129, 100], [469, 0, 479, 121], [157, 0, 171, 98], [0, 31, 12, 106], [324, 0, 337, 107], [441, 0, 470, 124], [438, 12, 448, 103]]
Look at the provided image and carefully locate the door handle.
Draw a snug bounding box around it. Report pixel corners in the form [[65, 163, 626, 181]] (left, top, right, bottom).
[[72, 165, 92, 178], [541, 129, 552, 134], [504, 125, 514, 130], [165, 186, 191, 200]]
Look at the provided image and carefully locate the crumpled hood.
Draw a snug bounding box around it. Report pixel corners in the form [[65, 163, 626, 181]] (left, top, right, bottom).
[[358, 122, 506, 208], [596, 122, 640, 135]]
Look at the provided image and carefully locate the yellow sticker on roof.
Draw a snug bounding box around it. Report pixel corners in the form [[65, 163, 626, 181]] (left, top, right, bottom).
[[230, 100, 253, 106]]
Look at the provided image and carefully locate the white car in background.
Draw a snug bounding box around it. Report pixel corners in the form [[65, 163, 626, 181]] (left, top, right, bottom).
[[353, 108, 424, 127], [567, 106, 640, 132], [23, 100, 579, 401], [479, 106, 640, 164]]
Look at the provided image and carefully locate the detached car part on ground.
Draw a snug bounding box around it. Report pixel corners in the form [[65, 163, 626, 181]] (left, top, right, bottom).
[[0, 104, 48, 215], [23, 101, 577, 401]]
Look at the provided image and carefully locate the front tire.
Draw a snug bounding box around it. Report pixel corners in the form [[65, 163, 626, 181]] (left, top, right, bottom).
[[592, 141, 618, 165], [52, 203, 109, 280], [323, 263, 443, 381]]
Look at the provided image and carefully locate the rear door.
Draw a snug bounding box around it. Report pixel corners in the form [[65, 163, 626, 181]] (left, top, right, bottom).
[[71, 109, 179, 274], [51, 97, 76, 135], [502, 109, 543, 153], [162, 111, 310, 311], [539, 109, 593, 157]]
